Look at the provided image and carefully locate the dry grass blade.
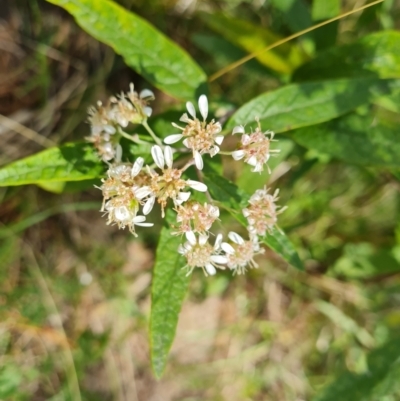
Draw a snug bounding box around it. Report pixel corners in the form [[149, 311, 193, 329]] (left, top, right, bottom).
[[0, 114, 56, 148], [208, 0, 385, 82]]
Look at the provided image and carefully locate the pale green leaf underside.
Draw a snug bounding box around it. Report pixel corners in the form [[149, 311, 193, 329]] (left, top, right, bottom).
[[291, 113, 400, 167], [0, 143, 103, 186], [150, 221, 190, 378], [227, 78, 397, 133], [46, 0, 207, 99]]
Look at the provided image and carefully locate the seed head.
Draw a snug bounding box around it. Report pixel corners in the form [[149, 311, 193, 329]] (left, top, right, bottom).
[[231, 121, 280, 173], [243, 187, 287, 237], [173, 202, 220, 235]]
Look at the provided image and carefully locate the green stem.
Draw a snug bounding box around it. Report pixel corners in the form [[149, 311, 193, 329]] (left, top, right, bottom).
[[119, 130, 142, 143], [143, 120, 163, 146], [218, 151, 233, 156]]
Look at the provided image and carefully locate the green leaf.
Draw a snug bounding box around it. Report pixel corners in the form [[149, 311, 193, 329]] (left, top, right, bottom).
[[294, 31, 400, 81], [291, 113, 400, 167], [269, 0, 311, 33], [46, 0, 207, 99], [332, 243, 400, 279], [261, 229, 304, 271], [227, 78, 397, 133], [312, 337, 400, 401], [0, 142, 104, 186], [201, 12, 305, 74], [150, 217, 190, 378], [312, 0, 340, 20], [192, 33, 269, 76], [202, 166, 303, 271]]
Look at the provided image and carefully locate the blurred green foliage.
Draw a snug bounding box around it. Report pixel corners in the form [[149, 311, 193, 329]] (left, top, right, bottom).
[[1, 0, 400, 399]]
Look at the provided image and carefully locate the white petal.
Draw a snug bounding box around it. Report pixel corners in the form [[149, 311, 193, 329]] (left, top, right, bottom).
[[242, 134, 251, 145], [252, 163, 263, 173], [242, 208, 250, 217], [164, 134, 183, 144], [185, 231, 197, 245], [210, 255, 228, 264], [183, 242, 193, 251], [104, 125, 116, 134], [232, 125, 245, 135], [247, 155, 257, 166], [210, 146, 219, 157], [187, 180, 207, 192], [115, 206, 130, 221], [143, 196, 155, 215], [186, 101, 196, 118], [228, 231, 245, 244], [131, 157, 144, 177], [179, 113, 191, 123], [199, 234, 208, 246], [194, 151, 204, 170], [139, 89, 154, 99], [205, 263, 216, 276], [177, 192, 191, 203], [164, 146, 173, 168], [221, 242, 235, 254], [115, 144, 122, 162], [198, 94, 208, 120], [143, 106, 152, 117], [209, 206, 220, 217], [182, 138, 190, 148], [178, 244, 186, 254], [135, 222, 154, 227], [232, 150, 245, 160], [151, 145, 165, 169], [171, 122, 184, 130], [135, 187, 152, 199], [133, 215, 146, 223], [214, 233, 223, 249], [215, 135, 224, 145]]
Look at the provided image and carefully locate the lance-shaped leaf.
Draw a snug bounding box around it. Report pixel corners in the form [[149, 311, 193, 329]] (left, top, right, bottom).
[[291, 113, 400, 168], [202, 166, 303, 271], [46, 0, 207, 99], [227, 78, 398, 133], [294, 31, 400, 81], [150, 216, 190, 378], [0, 143, 104, 186]]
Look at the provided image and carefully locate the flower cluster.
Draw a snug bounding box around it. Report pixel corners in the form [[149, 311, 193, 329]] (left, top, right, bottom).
[[243, 187, 287, 237], [88, 85, 287, 275], [232, 121, 280, 173], [164, 95, 224, 170], [87, 84, 154, 161]]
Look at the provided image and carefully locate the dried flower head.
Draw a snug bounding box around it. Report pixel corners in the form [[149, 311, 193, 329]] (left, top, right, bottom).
[[173, 201, 220, 235], [231, 121, 280, 173], [243, 187, 287, 237], [87, 84, 154, 162], [147, 145, 208, 217], [221, 232, 264, 275], [164, 95, 224, 170], [179, 232, 227, 276], [100, 158, 153, 236]]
